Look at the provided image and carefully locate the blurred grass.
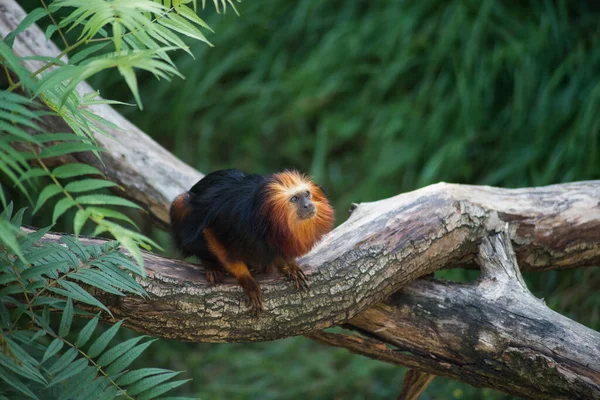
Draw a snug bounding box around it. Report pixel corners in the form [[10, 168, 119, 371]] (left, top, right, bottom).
[[16, 0, 600, 398]]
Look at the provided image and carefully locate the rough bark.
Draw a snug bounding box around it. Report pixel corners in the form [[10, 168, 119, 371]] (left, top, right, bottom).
[[3, 2, 600, 398]]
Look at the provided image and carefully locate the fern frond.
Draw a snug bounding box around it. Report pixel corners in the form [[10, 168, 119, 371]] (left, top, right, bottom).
[[1, 210, 192, 399]]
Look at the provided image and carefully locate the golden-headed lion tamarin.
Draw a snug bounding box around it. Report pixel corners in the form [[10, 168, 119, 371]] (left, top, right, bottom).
[[169, 169, 334, 315]]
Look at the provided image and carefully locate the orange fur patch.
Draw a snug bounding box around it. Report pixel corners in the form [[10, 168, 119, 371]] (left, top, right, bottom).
[[260, 170, 334, 259], [170, 193, 190, 223], [204, 228, 252, 279]]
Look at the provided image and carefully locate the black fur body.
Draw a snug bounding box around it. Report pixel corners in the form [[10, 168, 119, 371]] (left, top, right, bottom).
[[170, 169, 277, 272]]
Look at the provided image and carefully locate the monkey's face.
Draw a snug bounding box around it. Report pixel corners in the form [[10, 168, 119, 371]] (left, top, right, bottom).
[[262, 170, 334, 252], [290, 189, 316, 220]]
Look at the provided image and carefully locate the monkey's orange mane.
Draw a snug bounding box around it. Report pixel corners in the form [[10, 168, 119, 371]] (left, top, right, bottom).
[[260, 170, 334, 259]]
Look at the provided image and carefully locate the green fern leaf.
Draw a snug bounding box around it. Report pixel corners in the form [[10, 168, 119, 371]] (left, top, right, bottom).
[[49, 358, 89, 387], [33, 184, 62, 214], [117, 234, 145, 270], [25, 242, 78, 268], [0, 347, 46, 385], [71, 269, 126, 296], [92, 253, 140, 275], [87, 320, 124, 358], [45, 24, 58, 41], [104, 339, 156, 377], [0, 284, 30, 296], [83, 266, 141, 294], [0, 272, 18, 286], [64, 178, 117, 193], [49, 281, 111, 314], [20, 261, 66, 280], [18, 225, 51, 248], [52, 163, 105, 179], [31, 296, 64, 309], [174, 5, 212, 31], [0, 366, 40, 399], [52, 197, 77, 224], [60, 236, 90, 261], [92, 262, 145, 296], [97, 336, 146, 367], [97, 385, 118, 400], [40, 142, 105, 159], [0, 158, 32, 203], [34, 132, 89, 143], [59, 298, 74, 337], [73, 208, 91, 237], [116, 368, 172, 386], [0, 219, 25, 263], [42, 338, 64, 363], [18, 167, 49, 182], [125, 371, 180, 396], [59, 365, 100, 399], [88, 207, 138, 229], [0, 42, 36, 89], [4, 8, 49, 47], [0, 201, 13, 220], [157, 397, 198, 400], [113, 21, 123, 51], [76, 194, 141, 209], [9, 208, 26, 228], [70, 42, 111, 65], [159, 14, 211, 45], [0, 109, 41, 131], [0, 120, 40, 144], [118, 64, 143, 109], [74, 314, 99, 348], [0, 302, 11, 329], [48, 347, 78, 375], [136, 379, 192, 400], [0, 182, 6, 208], [75, 375, 111, 399]]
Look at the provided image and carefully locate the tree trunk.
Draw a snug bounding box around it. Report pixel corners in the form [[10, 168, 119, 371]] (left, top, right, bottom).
[[3, 2, 600, 398]]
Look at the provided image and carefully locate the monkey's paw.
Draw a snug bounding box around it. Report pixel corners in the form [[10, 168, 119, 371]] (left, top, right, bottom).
[[205, 269, 224, 286], [245, 289, 263, 317], [281, 263, 310, 291]]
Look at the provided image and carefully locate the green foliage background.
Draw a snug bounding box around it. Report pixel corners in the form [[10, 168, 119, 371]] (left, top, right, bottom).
[[15, 0, 600, 399]]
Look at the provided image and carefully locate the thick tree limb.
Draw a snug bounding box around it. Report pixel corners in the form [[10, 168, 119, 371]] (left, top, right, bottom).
[[24, 181, 600, 344], [4, 2, 600, 398], [343, 233, 600, 399]]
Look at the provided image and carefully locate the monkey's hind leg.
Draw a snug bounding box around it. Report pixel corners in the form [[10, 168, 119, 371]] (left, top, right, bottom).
[[276, 259, 309, 291], [204, 229, 263, 315], [225, 261, 263, 316]]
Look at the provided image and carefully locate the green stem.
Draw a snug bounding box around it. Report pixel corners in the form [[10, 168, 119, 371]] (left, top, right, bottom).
[[2, 58, 16, 86], [40, 0, 69, 49]]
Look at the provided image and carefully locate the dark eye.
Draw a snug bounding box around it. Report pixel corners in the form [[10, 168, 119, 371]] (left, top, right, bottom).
[[291, 196, 298, 202], [305, 190, 310, 197]]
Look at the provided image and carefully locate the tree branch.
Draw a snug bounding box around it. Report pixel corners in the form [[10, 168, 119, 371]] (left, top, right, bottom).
[[26, 181, 600, 345], [345, 233, 600, 399]]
